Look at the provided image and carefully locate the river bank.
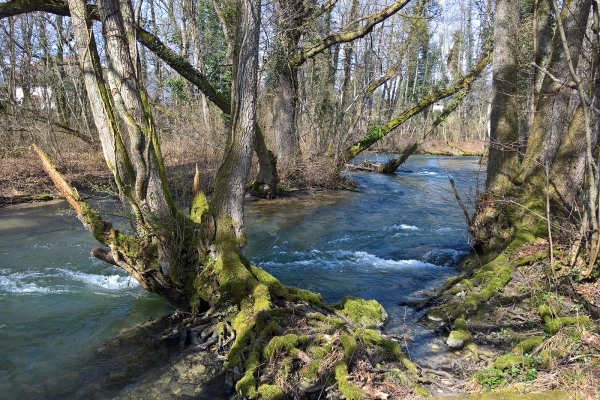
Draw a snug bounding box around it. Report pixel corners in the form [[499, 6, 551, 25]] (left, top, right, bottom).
[[0, 140, 482, 207]]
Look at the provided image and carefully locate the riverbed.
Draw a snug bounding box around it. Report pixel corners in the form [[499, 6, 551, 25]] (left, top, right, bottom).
[[0, 155, 483, 398]]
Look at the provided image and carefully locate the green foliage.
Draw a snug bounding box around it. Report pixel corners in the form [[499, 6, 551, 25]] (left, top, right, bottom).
[[166, 76, 188, 101], [475, 367, 507, 391], [359, 125, 385, 147]]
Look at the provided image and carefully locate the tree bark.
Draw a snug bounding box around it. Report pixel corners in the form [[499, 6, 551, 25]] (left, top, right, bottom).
[[486, 0, 520, 193], [522, 0, 592, 183], [210, 0, 261, 244]]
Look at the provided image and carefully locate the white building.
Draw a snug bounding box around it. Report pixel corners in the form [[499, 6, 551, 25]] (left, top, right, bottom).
[[15, 86, 55, 109]]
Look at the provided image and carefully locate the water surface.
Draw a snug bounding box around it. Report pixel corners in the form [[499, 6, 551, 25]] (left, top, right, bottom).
[[0, 155, 483, 397]]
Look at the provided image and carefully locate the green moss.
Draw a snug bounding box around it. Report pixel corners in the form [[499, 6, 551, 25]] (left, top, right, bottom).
[[447, 318, 471, 349], [263, 320, 280, 336], [236, 351, 260, 397], [334, 296, 388, 328], [253, 283, 271, 313], [257, 384, 284, 400], [545, 316, 590, 335], [307, 345, 328, 359], [411, 384, 427, 396], [263, 334, 299, 360], [303, 360, 320, 378], [251, 265, 324, 306], [538, 350, 554, 369], [18, 193, 54, 201], [494, 354, 526, 371], [189, 191, 209, 223], [513, 336, 544, 355], [334, 362, 365, 400], [539, 304, 590, 335], [339, 334, 358, 361]]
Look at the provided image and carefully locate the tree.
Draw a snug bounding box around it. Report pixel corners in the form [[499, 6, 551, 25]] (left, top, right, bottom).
[[268, 0, 412, 169]]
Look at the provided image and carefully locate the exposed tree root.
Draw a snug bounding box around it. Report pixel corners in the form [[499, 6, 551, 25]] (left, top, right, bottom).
[[422, 230, 599, 398]]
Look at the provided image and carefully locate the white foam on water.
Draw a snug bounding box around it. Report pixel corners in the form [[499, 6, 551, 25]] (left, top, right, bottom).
[[55, 268, 139, 290], [0, 267, 139, 295], [352, 251, 440, 269], [383, 224, 419, 232], [0, 274, 68, 294], [328, 235, 352, 244], [261, 250, 444, 271]]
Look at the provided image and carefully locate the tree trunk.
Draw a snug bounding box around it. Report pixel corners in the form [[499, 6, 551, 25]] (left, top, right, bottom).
[[522, 0, 592, 184], [272, 64, 299, 169], [271, 0, 308, 170], [210, 0, 261, 244], [486, 0, 520, 193]]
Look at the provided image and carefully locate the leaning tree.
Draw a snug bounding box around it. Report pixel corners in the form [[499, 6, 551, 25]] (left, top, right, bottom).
[[3, 0, 422, 397]]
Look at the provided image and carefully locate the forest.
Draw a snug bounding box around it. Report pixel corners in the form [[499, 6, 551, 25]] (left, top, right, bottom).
[[0, 0, 599, 398]]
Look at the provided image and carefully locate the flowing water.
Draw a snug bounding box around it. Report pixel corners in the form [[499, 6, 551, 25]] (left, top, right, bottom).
[[0, 155, 482, 398]]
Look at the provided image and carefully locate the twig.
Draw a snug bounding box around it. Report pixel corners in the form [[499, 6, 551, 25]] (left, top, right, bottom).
[[546, 162, 555, 279], [531, 62, 600, 114], [255, 235, 280, 267], [449, 176, 472, 227]]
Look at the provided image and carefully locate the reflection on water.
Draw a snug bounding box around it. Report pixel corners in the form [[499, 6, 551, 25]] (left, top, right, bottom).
[[0, 155, 483, 397]]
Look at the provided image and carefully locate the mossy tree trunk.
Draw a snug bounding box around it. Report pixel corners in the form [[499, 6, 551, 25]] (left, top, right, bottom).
[[64, 0, 196, 299], [521, 0, 592, 186], [209, 0, 261, 245], [0, 0, 280, 199], [475, 0, 592, 247]]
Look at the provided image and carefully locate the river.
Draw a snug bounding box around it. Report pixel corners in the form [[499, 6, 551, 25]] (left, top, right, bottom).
[[0, 155, 483, 398]]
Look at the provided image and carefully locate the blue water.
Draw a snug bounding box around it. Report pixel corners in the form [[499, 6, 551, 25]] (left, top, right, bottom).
[[245, 155, 483, 351], [0, 155, 483, 397]]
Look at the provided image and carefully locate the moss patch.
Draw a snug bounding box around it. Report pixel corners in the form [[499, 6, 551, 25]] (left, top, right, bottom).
[[447, 318, 472, 349], [334, 362, 365, 400], [539, 304, 590, 335], [334, 296, 388, 329]]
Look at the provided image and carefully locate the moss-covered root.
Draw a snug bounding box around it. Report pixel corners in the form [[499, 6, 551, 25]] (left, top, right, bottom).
[[225, 279, 419, 398], [539, 304, 590, 335], [426, 237, 549, 323], [447, 318, 472, 349]]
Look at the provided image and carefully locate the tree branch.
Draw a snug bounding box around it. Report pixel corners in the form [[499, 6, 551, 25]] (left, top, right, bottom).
[[3, 106, 94, 143], [531, 62, 600, 114], [343, 49, 493, 162], [0, 0, 230, 114], [291, 0, 410, 66]]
